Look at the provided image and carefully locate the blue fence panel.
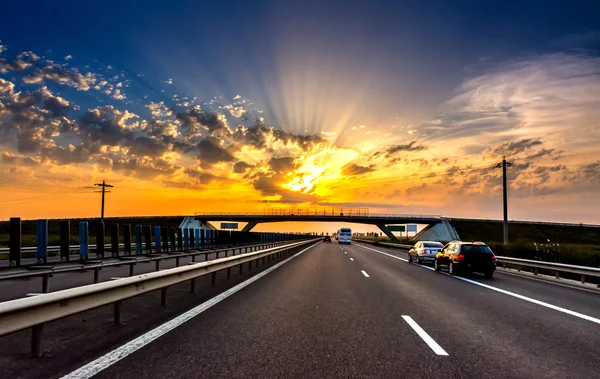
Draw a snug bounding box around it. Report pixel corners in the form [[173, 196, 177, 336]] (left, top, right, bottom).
[[183, 228, 189, 250], [36, 219, 48, 264], [154, 226, 161, 251], [194, 229, 200, 249], [79, 221, 89, 260]]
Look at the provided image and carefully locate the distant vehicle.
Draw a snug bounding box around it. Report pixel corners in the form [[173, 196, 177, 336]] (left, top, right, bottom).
[[323, 235, 331, 242], [337, 228, 352, 244], [435, 241, 496, 278], [408, 241, 444, 264]]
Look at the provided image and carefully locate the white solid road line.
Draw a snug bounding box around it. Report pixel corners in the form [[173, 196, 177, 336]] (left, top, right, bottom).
[[361, 270, 370, 278], [354, 243, 600, 325], [62, 242, 321, 379], [350, 258, 354, 261], [402, 316, 449, 356], [355, 243, 409, 262]]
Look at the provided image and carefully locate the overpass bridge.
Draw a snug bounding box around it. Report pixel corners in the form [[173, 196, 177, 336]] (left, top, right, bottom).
[[192, 210, 460, 241]]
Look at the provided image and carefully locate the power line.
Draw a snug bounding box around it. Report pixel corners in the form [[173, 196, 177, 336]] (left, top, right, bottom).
[[94, 180, 114, 223]]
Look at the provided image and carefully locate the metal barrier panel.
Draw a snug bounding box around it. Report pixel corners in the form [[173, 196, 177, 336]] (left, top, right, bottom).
[[183, 228, 189, 250], [60, 220, 70, 262], [110, 223, 119, 257], [200, 229, 206, 248], [169, 227, 176, 252], [177, 228, 183, 250], [96, 223, 105, 259], [206, 229, 211, 248], [36, 219, 48, 264], [79, 222, 88, 260], [135, 225, 142, 254], [143, 225, 152, 253], [9, 217, 21, 267], [123, 224, 132, 256], [161, 226, 169, 252], [189, 228, 195, 250]]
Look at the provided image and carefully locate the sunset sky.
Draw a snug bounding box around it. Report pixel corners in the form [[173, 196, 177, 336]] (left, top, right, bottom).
[[1, 0, 599, 229]]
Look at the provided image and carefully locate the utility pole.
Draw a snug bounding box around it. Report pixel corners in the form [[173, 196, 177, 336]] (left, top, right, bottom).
[[94, 180, 113, 223], [494, 157, 513, 244]]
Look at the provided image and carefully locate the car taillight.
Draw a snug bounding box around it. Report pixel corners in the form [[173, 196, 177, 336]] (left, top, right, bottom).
[[491, 255, 497, 261], [456, 254, 465, 261]]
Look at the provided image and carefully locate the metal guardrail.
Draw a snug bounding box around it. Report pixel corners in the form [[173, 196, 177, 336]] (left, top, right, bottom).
[[354, 239, 600, 284], [0, 238, 320, 357], [0, 240, 302, 298], [0, 243, 134, 255], [496, 256, 600, 283], [448, 217, 600, 228]]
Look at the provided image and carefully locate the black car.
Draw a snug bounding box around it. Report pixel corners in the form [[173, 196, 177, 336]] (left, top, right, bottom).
[[323, 236, 331, 242], [434, 241, 496, 278]]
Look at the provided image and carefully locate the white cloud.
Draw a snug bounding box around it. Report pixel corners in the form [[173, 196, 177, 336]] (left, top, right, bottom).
[[165, 78, 173, 85], [423, 53, 600, 157], [233, 94, 241, 100], [112, 89, 126, 100], [0, 41, 6, 54], [65, 55, 72, 60]]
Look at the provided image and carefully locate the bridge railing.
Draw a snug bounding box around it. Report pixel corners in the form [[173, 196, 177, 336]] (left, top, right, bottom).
[[194, 212, 442, 219]]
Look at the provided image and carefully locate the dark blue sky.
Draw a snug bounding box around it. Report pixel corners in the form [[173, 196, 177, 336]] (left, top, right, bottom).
[[1, 0, 599, 128]]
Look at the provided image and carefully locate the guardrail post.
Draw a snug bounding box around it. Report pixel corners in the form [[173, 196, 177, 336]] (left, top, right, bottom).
[[169, 227, 176, 252], [123, 224, 132, 256], [143, 225, 152, 253], [9, 217, 22, 267], [177, 228, 183, 250], [36, 219, 48, 264], [581, 274, 586, 284], [114, 301, 123, 325], [31, 324, 44, 357], [79, 222, 89, 261], [135, 225, 142, 254], [189, 228, 195, 250], [161, 226, 168, 252], [110, 223, 119, 257], [194, 229, 200, 249], [154, 226, 161, 252], [161, 288, 168, 306], [96, 222, 105, 259], [60, 220, 70, 262], [200, 229, 206, 248]]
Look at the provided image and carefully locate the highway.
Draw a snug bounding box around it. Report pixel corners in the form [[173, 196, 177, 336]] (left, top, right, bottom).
[[2, 241, 600, 378]]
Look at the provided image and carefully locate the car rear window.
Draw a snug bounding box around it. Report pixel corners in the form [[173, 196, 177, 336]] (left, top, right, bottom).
[[424, 243, 443, 248], [460, 245, 494, 254]]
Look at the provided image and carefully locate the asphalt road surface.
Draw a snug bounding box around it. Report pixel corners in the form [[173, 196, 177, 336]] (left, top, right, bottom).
[[3, 241, 600, 378]]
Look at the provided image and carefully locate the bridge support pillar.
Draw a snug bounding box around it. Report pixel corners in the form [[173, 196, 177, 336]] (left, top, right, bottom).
[[376, 223, 398, 241], [242, 222, 258, 232]]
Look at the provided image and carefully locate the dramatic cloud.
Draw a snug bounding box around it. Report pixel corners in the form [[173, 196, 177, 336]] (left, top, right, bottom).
[[341, 162, 375, 176], [22, 62, 96, 90], [233, 161, 252, 174]]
